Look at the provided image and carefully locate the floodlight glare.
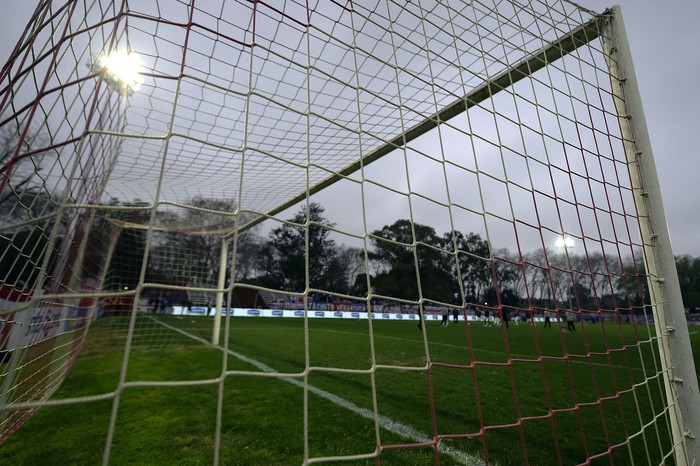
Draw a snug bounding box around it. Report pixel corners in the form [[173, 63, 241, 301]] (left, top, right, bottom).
[[555, 235, 575, 249], [93, 50, 143, 95]]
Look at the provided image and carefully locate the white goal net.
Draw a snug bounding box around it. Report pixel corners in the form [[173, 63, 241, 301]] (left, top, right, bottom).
[[0, 1, 698, 465]]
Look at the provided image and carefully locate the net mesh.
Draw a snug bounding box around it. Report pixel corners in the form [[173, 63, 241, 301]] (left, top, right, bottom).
[[0, 1, 695, 464]]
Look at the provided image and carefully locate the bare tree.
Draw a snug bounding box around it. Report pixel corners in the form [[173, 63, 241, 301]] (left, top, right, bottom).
[[147, 196, 256, 290], [0, 123, 56, 228]]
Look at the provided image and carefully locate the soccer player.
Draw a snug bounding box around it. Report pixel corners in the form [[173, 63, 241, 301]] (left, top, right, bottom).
[[543, 311, 552, 328], [441, 308, 449, 327], [566, 310, 576, 332]]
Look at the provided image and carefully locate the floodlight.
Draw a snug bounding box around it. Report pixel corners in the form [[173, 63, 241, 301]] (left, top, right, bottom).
[[555, 235, 575, 250], [92, 50, 143, 95]]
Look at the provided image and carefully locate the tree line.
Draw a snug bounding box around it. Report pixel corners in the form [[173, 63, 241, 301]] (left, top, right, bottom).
[[4, 192, 700, 313], [2, 125, 700, 313], [134, 200, 692, 314]]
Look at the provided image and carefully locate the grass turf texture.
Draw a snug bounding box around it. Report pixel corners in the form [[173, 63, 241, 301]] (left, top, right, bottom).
[[1, 315, 698, 465]]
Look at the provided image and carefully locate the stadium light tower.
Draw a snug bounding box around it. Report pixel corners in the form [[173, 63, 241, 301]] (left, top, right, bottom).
[[61, 50, 144, 301], [556, 235, 575, 310], [53, 50, 144, 295], [92, 50, 143, 96]]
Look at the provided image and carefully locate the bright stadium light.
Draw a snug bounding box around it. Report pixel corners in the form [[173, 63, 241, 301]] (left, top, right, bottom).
[[92, 50, 143, 96], [3, 3, 700, 464], [555, 235, 575, 250]]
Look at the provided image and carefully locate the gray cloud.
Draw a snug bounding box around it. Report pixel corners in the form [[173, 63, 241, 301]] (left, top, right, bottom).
[[2, 1, 696, 257]]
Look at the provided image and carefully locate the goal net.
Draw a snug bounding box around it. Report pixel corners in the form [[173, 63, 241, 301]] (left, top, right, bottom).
[[1, 1, 698, 464]]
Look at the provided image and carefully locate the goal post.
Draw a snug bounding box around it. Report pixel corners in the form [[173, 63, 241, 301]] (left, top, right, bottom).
[[602, 6, 700, 462], [0, 1, 698, 465]]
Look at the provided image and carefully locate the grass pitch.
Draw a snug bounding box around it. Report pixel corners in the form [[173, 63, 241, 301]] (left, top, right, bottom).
[[2, 314, 698, 465]]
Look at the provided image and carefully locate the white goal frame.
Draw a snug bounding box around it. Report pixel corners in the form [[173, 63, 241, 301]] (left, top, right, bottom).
[[0, 2, 697, 464]]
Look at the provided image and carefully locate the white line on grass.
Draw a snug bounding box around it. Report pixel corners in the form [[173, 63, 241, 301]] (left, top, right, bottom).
[[149, 317, 484, 466], [320, 328, 648, 373]]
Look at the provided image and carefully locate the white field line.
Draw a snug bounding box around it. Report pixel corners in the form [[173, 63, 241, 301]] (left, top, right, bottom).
[[239, 324, 649, 374], [150, 317, 484, 466], [318, 328, 649, 373]]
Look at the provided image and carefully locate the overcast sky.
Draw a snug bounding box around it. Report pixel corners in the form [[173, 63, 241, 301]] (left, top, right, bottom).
[[1, 1, 698, 256], [579, 0, 700, 258]]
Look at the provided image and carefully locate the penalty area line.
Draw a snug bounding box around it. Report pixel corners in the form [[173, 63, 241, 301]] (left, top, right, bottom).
[[148, 316, 483, 466], [322, 328, 647, 373]]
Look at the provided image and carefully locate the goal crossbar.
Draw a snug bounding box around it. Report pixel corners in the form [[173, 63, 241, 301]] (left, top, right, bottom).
[[236, 11, 610, 237]]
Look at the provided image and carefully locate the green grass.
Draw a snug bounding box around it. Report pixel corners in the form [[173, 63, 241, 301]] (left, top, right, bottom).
[[1, 315, 698, 465]]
